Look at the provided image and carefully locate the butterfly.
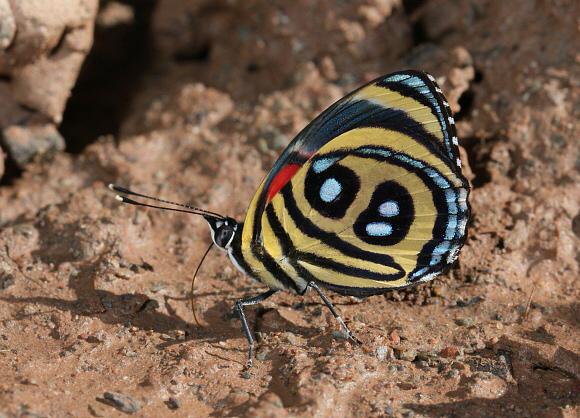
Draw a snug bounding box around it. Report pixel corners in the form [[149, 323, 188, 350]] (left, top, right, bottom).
[[110, 70, 470, 369]]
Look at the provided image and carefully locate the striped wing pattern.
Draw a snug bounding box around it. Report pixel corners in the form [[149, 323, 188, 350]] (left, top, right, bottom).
[[233, 71, 470, 297]]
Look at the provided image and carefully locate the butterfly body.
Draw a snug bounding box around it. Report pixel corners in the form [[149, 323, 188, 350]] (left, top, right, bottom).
[[112, 70, 470, 369]]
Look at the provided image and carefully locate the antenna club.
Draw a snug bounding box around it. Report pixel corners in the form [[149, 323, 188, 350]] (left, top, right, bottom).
[[115, 195, 124, 202], [108, 183, 115, 190]]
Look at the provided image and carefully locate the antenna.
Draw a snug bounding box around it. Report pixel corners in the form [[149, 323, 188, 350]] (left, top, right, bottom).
[[109, 184, 225, 219], [190, 242, 214, 327]]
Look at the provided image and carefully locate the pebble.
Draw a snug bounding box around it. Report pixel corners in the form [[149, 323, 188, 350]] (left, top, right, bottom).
[[417, 360, 430, 369], [168, 397, 181, 409], [397, 347, 418, 362], [375, 345, 390, 361], [440, 346, 460, 358], [416, 351, 431, 362], [431, 285, 445, 297], [508, 201, 522, 216], [456, 317, 474, 326], [280, 332, 297, 345], [331, 330, 349, 341], [103, 392, 142, 413]]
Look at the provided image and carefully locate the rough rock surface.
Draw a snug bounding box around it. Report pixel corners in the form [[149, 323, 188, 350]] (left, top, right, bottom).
[[0, 0, 579, 417], [0, 0, 98, 166]]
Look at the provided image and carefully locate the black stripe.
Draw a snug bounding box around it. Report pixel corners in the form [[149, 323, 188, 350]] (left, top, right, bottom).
[[252, 192, 266, 244], [265, 203, 404, 291], [286, 259, 386, 299], [265, 204, 294, 256], [375, 71, 458, 161], [312, 278, 424, 298], [310, 100, 442, 159], [229, 222, 299, 292], [296, 251, 404, 281], [244, 207, 300, 293], [279, 183, 402, 270], [259, 215, 406, 296]]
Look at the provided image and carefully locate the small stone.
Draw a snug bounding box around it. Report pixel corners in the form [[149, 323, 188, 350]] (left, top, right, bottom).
[[168, 397, 181, 409], [508, 201, 522, 216], [332, 330, 349, 341], [451, 46, 473, 68], [103, 392, 142, 413], [431, 285, 445, 297], [397, 347, 418, 362], [375, 345, 390, 361], [388, 330, 401, 344], [527, 309, 543, 323], [417, 360, 430, 369], [280, 332, 297, 345], [456, 317, 474, 326], [255, 352, 268, 361], [319, 56, 339, 80], [440, 346, 460, 358], [256, 138, 269, 154], [0, 1, 16, 49], [2, 124, 65, 167], [150, 281, 167, 293], [0, 273, 15, 289]]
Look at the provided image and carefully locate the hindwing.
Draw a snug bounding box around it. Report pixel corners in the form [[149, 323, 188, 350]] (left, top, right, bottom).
[[237, 71, 470, 296]]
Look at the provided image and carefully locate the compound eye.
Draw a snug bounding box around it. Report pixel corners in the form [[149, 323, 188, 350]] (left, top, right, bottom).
[[215, 225, 234, 248]]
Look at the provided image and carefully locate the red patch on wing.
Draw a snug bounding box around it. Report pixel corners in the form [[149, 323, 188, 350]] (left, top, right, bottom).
[[266, 163, 302, 203]]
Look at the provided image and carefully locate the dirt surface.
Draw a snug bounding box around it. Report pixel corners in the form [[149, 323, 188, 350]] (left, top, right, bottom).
[[1, 0, 580, 417]]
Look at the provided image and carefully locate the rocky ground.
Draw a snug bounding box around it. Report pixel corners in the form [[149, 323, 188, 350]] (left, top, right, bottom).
[[0, 0, 579, 417]]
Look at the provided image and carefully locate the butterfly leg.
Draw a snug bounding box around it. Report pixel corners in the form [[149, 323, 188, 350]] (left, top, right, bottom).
[[236, 289, 277, 369], [307, 282, 362, 345]]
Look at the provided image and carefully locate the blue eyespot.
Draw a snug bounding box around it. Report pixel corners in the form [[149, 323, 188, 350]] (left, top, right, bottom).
[[312, 157, 340, 173], [378, 201, 399, 217], [319, 178, 342, 202], [366, 222, 392, 237]]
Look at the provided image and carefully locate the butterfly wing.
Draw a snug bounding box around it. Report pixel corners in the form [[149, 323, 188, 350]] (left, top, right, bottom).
[[236, 71, 470, 296]]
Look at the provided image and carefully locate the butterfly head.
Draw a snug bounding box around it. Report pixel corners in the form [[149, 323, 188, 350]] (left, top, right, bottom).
[[205, 215, 238, 251]]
